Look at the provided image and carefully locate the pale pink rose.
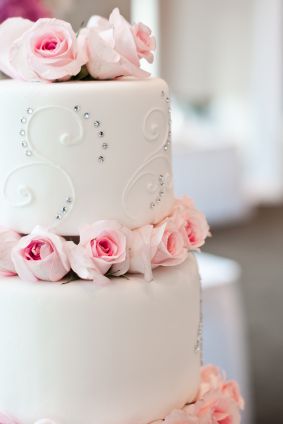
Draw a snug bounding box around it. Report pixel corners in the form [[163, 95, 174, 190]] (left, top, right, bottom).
[[151, 212, 188, 268], [164, 409, 198, 424], [128, 225, 155, 282], [67, 220, 129, 284], [222, 380, 245, 410], [0, 17, 33, 78], [132, 22, 156, 63], [175, 197, 210, 250], [0, 411, 20, 424], [11, 226, 70, 283], [197, 365, 225, 399], [195, 390, 241, 424], [0, 226, 21, 276], [81, 8, 151, 80], [0, 17, 87, 82], [198, 365, 244, 411]]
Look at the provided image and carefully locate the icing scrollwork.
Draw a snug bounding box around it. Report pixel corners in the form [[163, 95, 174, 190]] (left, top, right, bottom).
[[2, 162, 75, 227], [143, 108, 169, 151]]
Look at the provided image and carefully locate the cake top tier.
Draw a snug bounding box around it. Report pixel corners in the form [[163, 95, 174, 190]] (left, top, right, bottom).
[[0, 77, 173, 235]]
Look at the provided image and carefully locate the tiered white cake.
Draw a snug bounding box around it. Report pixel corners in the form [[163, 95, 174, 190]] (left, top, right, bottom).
[[0, 78, 202, 424]]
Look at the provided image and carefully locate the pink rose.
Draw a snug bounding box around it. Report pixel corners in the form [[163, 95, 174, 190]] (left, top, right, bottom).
[[11, 226, 70, 283], [175, 197, 210, 250], [81, 8, 153, 80], [132, 22, 156, 63], [194, 390, 241, 424], [128, 225, 155, 282], [67, 220, 129, 284], [0, 17, 33, 78], [0, 226, 21, 276], [0, 412, 19, 424], [197, 365, 225, 399], [222, 381, 245, 410], [198, 365, 244, 411], [0, 17, 87, 82], [151, 213, 188, 268]]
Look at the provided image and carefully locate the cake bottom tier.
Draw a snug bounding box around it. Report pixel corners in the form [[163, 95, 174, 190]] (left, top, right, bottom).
[[0, 254, 201, 424]]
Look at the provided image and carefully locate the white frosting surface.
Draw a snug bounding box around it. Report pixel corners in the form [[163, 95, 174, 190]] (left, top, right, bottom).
[[0, 254, 201, 424], [0, 78, 173, 235]]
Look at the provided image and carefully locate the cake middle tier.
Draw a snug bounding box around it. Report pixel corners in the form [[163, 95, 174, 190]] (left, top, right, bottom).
[[0, 77, 173, 235], [0, 255, 201, 424]]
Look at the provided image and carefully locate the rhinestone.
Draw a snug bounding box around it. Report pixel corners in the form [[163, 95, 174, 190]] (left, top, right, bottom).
[[84, 112, 90, 119], [98, 131, 104, 137], [66, 197, 73, 204], [98, 155, 105, 163], [94, 120, 100, 128], [20, 129, 25, 136], [156, 198, 161, 204], [74, 105, 80, 112], [161, 90, 165, 97], [102, 142, 108, 150], [164, 145, 168, 151], [25, 150, 32, 157], [21, 117, 27, 124], [21, 141, 27, 148], [27, 107, 33, 114], [166, 97, 170, 103], [62, 206, 67, 214], [160, 190, 165, 197], [150, 202, 155, 209], [56, 214, 62, 220]]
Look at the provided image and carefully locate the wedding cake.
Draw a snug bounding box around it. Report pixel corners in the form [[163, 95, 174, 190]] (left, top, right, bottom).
[[0, 9, 243, 424]]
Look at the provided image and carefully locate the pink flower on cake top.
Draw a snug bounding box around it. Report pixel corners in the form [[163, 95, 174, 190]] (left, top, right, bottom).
[[0, 197, 210, 284], [0, 8, 156, 82]]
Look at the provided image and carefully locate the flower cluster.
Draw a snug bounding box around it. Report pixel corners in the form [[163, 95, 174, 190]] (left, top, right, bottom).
[[153, 365, 244, 424], [0, 366, 243, 424], [0, 8, 156, 82], [0, 197, 210, 284]]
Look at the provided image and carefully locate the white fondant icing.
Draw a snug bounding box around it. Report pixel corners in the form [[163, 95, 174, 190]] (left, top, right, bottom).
[[0, 78, 174, 235], [0, 255, 201, 424]]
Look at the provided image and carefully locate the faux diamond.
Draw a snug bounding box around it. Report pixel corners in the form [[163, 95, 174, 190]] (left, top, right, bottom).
[[25, 150, 32, 157], [21, 141, 27, 148], [161, 90, 165, 97], [166, 97, 170, 103], [102, 142, 108, 150], [98, 155, 105, 163], [56, 214, 62, 220], [74, 105, 80, 112], [62, 206, 67, 214], [21, 117, 27, 124], [27, 107, 33, 114], [20, 129, 25, 136], [98, 131, 104, 137], [160, 190, 165, 197], [94, 120, 101, 128], [84, 112, 90, 119], [156, 198, 161, 204], [150, 202, 155, 209], [66, 197, 73, 204], [164, 145, 168, 151]]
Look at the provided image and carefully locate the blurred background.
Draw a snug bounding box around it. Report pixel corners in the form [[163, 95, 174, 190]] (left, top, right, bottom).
[[1, 0, 282, 423]]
